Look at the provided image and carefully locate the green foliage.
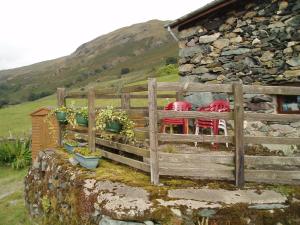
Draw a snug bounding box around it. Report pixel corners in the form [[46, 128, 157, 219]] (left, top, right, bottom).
[[95, 106, 135, 141], [41, 196, 51, 214], [76, 107, 88, 119], [121, 67, 130, 75], [64, 140, 78, 147], [157, 64, 178, 77], [0, 138, 31, 169], [165, 56, 178, 65], [74, 147, 101, 157]]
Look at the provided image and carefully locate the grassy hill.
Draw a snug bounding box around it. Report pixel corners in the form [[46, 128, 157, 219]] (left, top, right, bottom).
[[0, 72, 179, 137], [0, 20, 177, 106]]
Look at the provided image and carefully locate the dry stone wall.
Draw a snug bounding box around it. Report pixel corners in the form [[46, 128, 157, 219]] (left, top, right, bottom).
[[177, 0, 300, 154]]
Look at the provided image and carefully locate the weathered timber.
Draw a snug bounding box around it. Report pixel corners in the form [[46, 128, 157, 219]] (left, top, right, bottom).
[[245, 156, 300, 170], [244, 85, 300, 95], [157, 82, 233, 93], [159, 167, 235, 180], [245, 112, 300, 122], [158, 110, 233, 120], [159, 152, 234, 165], [245, 170, 300, 185], [121, 93, 131, 110], [244, 136, 300, 145], [148, 78, 160, 184], [88, 88, 96, 152], [158, 133, 234, 144], [67, 131, 150, 157], [98, 148, 150, 172], [57, 88, 66, 147], [233, 82, 245, 188], [95, 84, 148, 95]]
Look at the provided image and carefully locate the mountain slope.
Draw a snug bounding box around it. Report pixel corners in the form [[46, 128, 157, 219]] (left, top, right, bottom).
[[0, 20, 177, 106]]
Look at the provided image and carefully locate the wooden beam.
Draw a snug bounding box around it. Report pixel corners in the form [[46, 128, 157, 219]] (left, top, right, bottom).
[[88, 88, 96, 152], [98, 148, 150, 172], [244, 85, 300, 95], [121, 93, 131, 110], [233, 82, 245, 188], [57, 88, 66, 147], [244, 136, 300, 145], [157, 82, 233, 93], [244, 112, 300, 122], [148, 78, 160, 185], [158, 133, 233, 143], [158, 110, 233, 120]]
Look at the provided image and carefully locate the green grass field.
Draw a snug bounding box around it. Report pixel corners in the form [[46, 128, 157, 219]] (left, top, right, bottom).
[[0, 166, 31, 225], [0, 73, 179, 137]]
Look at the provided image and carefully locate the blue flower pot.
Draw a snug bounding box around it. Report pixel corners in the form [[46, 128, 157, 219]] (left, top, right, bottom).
[[74, 153, 100, 169], [64, 143, 77, 153]]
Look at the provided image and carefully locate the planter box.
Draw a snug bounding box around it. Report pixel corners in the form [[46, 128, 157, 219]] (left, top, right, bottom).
[[56, 111, 67, 123], [64, 143, 77, 153], [106, 121, 122, 133], [76, 114, 88, 127], [74, 153, 100, 169]]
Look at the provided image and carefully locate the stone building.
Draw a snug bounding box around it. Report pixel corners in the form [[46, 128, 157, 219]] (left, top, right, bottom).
[[166, 0, 300, 154]]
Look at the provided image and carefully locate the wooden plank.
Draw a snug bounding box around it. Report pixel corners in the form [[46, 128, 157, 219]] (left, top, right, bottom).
[[67, 131, 150, 157], [233, 82, 245, 188], [148, 78, 160, 185], [158, 110, 233, 120], [99, 148, 150, 172], [244, 136, 300, 145], [88, 88, 96, 152], [159, 152, 234, 165], [131, 94, 176, 99], [244, 112, 300, 122], [121, 93, 130, 110], [244, 85, 300, 95], [158, 133, 234, 144], [159, 167, 235, 180], [245, 156, 300, 169], [57, 88, 66, 147], [65, 91, 87, 98], [157, 82, 233, 93], [245, 170, 300, 185], [95, 84, 148, 95]]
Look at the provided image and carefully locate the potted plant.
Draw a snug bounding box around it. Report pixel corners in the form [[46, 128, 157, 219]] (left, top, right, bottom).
[[95, 106, 135, 140], [76, 107, 88, 127], [54, 106, 70, 124], [63, 140, 78, 153], [74, 147, 101, 169]]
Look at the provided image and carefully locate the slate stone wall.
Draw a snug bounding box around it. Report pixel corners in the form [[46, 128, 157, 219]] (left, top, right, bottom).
[[177, 0, 300, 154]]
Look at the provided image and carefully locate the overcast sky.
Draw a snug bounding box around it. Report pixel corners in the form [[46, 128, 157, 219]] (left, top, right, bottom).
[[0, 0, 212, 70]]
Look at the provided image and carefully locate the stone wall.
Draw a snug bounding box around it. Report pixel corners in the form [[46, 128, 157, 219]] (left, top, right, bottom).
[[177, 0, 300, 154], [24, 149, 300, 225]]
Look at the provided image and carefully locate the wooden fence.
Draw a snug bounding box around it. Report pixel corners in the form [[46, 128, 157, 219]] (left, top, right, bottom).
[[55, 79, 300, 187], [148, 78, 300, 187]]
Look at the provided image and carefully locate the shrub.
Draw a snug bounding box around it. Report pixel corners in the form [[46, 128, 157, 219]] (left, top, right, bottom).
[[0, 138, 31, 169], [121, 68, 130, 75], [157, 64, 179, 77], [165, 56, 178, 65]]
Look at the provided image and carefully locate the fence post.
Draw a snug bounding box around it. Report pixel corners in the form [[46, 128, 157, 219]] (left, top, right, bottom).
[[88, 88, 96, 152], [121, 93, 131, 110], [148, 78, 159, 185], [57, 88, 66, 147], [233, 82, 245, 188]]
